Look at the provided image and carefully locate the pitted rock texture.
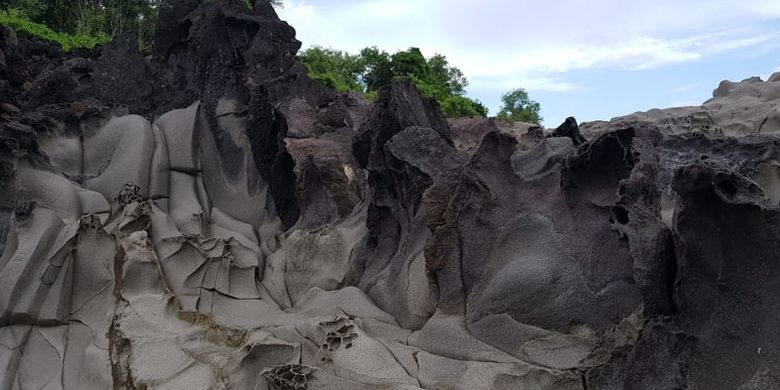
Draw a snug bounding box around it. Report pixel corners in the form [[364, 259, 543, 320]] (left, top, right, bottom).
[[263, 364, 314, 390], [319, 316, 358, 353], [3, 1, 780, 389]]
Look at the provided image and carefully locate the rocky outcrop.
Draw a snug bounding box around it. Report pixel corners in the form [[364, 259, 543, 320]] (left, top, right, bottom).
[[3, 0, 780, 388], [581, 75, 780, 137], [350, 80, 454, 329]]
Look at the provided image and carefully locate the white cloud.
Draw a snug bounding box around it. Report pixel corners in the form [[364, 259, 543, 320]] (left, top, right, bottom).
[[469, 75, 580, 93], [279, 0, 780, 116], [449, 36, 707, 77], [280, 0, 779, 78]]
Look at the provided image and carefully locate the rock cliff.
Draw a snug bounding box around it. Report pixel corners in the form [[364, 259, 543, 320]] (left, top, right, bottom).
[[1, 1, 780, 389]]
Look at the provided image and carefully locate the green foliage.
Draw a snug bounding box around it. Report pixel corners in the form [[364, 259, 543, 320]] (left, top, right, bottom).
[[426, 54, 466, 95], [0, 0, 160, 52], [100, 0, 159, 50], [440, 95, 488, 118], [299, 46, 364, 93], [0, 8, 110, 51], [358, 46, 392, 91], [496, 88, 542, 124], [300, 45, 490, 118], [5, 0, 45, 19], [389, 48, 429, 82]]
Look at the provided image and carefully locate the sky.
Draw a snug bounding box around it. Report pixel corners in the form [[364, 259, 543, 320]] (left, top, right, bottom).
[[277, 0, 780, 127]]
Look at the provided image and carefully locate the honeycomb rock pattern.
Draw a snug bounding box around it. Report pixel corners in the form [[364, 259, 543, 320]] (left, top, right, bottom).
[[221, 249, 234, 263], [262, 364, 314, 390], [115, 181, 143, 206], [319, 316, 358, 353], [80, 214, 102, 231]]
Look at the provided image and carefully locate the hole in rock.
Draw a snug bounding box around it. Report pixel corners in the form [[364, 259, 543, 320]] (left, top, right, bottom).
[[717, 180, 738, 198], [226, 17, 259, 51], [612, 206, 629, 225]]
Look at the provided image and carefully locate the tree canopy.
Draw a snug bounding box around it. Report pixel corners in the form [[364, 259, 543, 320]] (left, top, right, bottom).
[[496, 88, 542, 124], [298, 47, 364, 93], [0, 0, 159, 51], [299, 45, 488, 118]]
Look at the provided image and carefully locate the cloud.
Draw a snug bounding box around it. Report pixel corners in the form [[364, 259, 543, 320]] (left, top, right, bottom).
[[430, 31, 778, 78], [450, 36, 705, 77], [279, 0, 780, 117], [470, 75, 580, 93], [280, 1, 779, 78]]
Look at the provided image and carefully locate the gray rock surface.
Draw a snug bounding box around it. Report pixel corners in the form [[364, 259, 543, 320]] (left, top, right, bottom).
[[2, 1, 780, 389], [581, 73, 780, 137]]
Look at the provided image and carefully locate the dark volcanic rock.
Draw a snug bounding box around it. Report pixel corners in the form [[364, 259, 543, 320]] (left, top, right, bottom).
[[148, 0, 343, 229], [151, 0, 333, 113], [350, 80, 457, 329], [26, 34, 153, 113], [428, 127, 642, 369], [549, 116, 586, 145], [4, 1, 780, 389], [670, 159, 780, 388], [447, 116, 543, 152]]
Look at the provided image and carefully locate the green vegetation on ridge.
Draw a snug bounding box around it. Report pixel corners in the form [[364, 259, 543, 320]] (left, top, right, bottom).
[[299, 46, 489, 118], [0, 0, 159, 51], [299, 45, 543, 122], [497, 88, 543, 124], [0, 8, 110, 51]]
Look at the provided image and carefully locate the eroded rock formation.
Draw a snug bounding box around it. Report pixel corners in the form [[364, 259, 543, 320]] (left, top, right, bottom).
[[2, 1, 780, 389]]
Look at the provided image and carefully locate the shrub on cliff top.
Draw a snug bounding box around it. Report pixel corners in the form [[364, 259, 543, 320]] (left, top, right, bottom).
[[299, 45, 489, 118], [0, 8, 110, 51]]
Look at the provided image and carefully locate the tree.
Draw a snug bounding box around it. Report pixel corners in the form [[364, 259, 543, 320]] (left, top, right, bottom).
[[389, 47, 429, 83], [358, 46, 392, 92], [299, 46, 475, 106], [426, 54, 466, 96], [496, 88, 542, 124], [298, 46, 363, 93], [362, 47, 486, 117], [0, 0, 159, 51], [440, 95, 488, 118], [0, 7, 111, 51]]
